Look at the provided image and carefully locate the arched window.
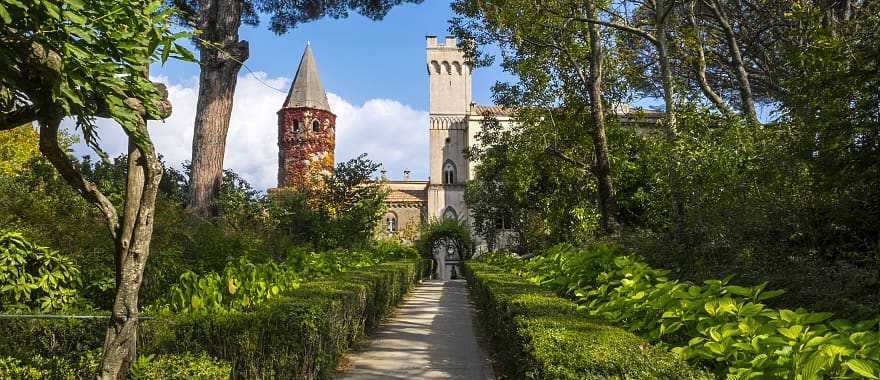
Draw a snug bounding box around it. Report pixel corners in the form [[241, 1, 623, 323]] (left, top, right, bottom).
[[312, 120, 320, 132], [384, 212, 398, 233], [292, 120, 301, 132], [442, 61, 451, 75], [453, 61, 462, 75], [442, 207, 458, 220], [430, 60, 441, 75], [442, 160, 456, 185]]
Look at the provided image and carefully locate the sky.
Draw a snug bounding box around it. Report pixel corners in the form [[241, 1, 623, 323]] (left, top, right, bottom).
[[69, 0, 515, 190]]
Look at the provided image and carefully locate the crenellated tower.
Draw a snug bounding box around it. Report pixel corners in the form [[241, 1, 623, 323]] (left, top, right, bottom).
[[426, 36, 471, 222], [277, 44, 336, 189]]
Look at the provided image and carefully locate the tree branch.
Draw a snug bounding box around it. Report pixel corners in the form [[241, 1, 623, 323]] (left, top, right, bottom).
[[0, 106, 39, 130], [566, 15, 659, 45], [38, 118, 120, 239]]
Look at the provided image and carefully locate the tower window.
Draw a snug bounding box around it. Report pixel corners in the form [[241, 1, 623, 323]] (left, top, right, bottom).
[[293, 120, 301, 132], [312, 120, 320, 132], [443, 160, 456, 185]]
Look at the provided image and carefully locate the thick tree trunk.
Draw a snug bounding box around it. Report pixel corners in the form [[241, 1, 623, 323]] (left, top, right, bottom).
[[585, 1, 619, 233], [187, 0, 248, 216], [99, 108, 163, 379]]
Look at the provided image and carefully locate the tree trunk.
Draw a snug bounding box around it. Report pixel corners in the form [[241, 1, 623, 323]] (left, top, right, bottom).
[[707, 0, 758, 123], [187, 0, 248, 216], [585, 0, 619, 233], [655, 0, 686, 244], [689, 1, 734, 116]]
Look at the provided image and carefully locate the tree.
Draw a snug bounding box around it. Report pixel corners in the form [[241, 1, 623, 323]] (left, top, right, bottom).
[[172, 0, 423, 216], [268, 154, 388, 250], [451, 0, 622, 233], [0, 1, 189, 377]]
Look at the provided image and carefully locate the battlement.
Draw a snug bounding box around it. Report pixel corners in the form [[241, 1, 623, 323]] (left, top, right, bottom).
[[426, 35, 458, 48]]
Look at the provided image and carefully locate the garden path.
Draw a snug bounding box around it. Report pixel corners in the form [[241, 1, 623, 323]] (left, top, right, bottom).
[[334, 280, 495, 379]]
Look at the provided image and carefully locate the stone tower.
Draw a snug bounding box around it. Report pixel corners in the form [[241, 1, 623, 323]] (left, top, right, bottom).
[[426, 36, 470, 221], [277, 44, 336, 188]]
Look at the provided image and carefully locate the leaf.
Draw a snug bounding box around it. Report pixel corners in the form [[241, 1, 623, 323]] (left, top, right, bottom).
[[727, 285, 752, 297], [758, 289, 785, 301], [778, 325, 803, 340], [845, 359, 880, 379], [779, 309, 798, 323], [0, 4, 11, 24]]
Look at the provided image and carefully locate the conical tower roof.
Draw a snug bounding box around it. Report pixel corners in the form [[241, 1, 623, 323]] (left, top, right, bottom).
[[283, 44, 332, 112]]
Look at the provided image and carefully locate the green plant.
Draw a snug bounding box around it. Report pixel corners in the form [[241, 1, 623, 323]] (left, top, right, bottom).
[[464, 261, 708, 379], [488, 244, 880, 379], [147, 259, 425, 379], [0, 231, 82, 311], [128, 353, 230, 380], [161, 244, 416, 314]]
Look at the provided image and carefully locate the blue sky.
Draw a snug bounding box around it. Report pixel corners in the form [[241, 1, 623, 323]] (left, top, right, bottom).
[[72, 0, 517, 190], [156, 0, 507, 109]]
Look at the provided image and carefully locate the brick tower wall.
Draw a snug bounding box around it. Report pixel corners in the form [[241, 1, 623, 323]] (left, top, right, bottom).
[[277, 107, 336, 188]]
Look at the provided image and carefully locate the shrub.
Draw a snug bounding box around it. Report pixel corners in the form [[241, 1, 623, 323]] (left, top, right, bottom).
[[464, 261, 707, 379], [161, 244, 417, 314], [0, 230, 83, 311], [0, 350, 100, 380], [147, 259, 426, 379], [500, 244, 880, 379], [129, 353, 230, 379]]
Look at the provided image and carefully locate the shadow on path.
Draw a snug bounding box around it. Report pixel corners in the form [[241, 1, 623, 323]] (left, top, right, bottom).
[[334, 280, 494, 380]]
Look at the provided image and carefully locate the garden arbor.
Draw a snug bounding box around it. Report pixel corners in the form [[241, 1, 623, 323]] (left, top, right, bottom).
[[418, 218, 474, 280]]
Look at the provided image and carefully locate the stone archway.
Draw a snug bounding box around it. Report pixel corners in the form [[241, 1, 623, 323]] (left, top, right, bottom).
[[432, 236, 463, 280], [418, 219, 474, 281]]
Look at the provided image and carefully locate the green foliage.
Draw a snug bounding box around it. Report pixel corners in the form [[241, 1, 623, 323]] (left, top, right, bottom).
[[0, 0, 192, 151], [0, 350, 100, 380], [489, 244, 880, 379], [129, 353, 230, 380], [146, 259, 425, 379], [0, 231, 82, 312], [268, 154, 388, 250], [161, 244, 417, 314], [0, 317, 106, 378], [0, 125, 39, 175], [416, 217, 475, 259], [464, 260, 707, 379]]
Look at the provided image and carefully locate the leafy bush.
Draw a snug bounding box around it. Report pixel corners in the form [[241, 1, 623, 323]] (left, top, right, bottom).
[[416, 217, 475, 259], [464, 261, 707, 379], [0, 230, 82, 311], [129, 353, 230, 379], [0, 316, 105, 378], [146, 259, 426, 379], [0, 350, 100, 380], [161, 244, 416, 314], [493, 244, 880, 379]]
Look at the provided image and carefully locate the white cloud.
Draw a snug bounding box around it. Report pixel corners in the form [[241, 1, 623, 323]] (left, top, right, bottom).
[[69, 72, 428, 191]]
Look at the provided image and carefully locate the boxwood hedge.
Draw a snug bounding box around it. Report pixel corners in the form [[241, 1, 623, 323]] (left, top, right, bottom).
[[464, 261, 710, 380], [146, 259, 426, 379]]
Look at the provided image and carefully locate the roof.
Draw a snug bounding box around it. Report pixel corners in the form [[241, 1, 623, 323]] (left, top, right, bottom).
[[283, 45, 332, 112], [469, 103, 664, 122], [470, 104, 513, 116]]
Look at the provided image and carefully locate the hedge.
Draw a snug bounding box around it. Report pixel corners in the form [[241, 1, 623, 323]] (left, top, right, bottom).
[[0, 259, 425, 379], [464, 261, 710, 380], [146, 259, 426, 379]]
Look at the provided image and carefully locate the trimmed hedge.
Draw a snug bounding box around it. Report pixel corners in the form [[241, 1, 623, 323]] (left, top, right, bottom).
[[464, 261, 710, 380], [146, 259, 426, 379]]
